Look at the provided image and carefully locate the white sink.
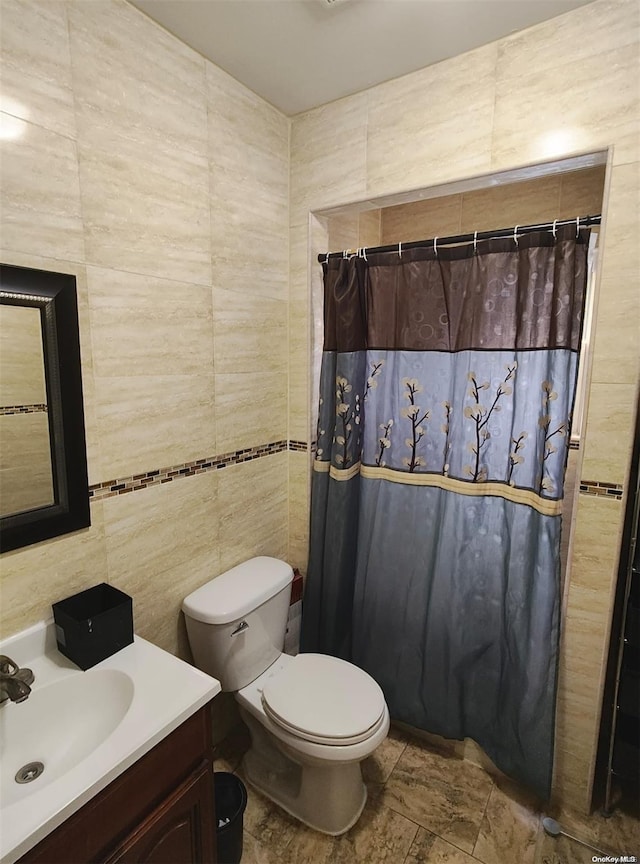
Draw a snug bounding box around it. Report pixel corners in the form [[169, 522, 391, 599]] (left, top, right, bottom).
[[0, 669, 134, 808], [0, 620, 221, 864]]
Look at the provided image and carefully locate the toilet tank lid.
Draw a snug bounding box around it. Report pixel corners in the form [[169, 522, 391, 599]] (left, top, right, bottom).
[[182, 557, 294, 625]]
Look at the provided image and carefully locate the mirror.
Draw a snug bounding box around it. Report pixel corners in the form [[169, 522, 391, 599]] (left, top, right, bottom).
[[0, 304, 55, 513], [0, 264, 90, 552]]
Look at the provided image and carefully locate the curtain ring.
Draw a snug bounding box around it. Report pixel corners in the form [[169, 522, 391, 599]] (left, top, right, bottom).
[[576, 216, 580, 238], [398, 241, 402, 258], [323, 253, 329, 264], [362, 246, 368, 261], [552, 219, 557, 239], [473, 231, 478, 254], [433, 236, 438, 257], [513, 225, 519, 246]]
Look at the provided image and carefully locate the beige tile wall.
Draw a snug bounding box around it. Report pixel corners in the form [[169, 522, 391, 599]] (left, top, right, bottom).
[[0, 0, 637, 818], [289, 0, 639, 814], [0, 0, 289, 660]]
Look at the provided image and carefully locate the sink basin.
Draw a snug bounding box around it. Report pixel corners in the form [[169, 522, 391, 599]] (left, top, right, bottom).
[[0, 669, 134, 807], [0, 619, 220, 864]]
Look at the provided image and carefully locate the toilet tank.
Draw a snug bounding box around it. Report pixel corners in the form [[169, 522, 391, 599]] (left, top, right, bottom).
[[182, 557, 294, 691]]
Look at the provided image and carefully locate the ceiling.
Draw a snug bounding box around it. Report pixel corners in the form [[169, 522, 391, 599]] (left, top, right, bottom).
[[131, 0, 594, 116]]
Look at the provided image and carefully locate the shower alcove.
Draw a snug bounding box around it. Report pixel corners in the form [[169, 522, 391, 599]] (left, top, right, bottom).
[[303, 150, 625, 815]]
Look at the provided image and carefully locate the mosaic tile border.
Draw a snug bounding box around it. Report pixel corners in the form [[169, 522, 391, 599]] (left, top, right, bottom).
[[289, 440, 308, 452], [89, 439, 310, 501], [87, 439, 620, 504], [0, 403, 47, 415], [579, 480, 624, 500]]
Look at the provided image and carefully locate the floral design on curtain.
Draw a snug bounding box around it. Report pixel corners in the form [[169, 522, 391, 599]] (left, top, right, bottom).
[[302, 225, 590, 798], [322, 359, 571, 497]]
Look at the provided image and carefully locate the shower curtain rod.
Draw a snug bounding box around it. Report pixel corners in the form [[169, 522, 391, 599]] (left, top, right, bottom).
[[317, 214, 601, 262]]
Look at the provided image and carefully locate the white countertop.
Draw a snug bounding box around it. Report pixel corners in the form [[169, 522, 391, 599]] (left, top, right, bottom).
[[0, 620, 221, 864]]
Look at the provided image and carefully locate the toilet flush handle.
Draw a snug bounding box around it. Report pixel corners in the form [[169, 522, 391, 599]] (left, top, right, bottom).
[[230, 620, 249, 636]]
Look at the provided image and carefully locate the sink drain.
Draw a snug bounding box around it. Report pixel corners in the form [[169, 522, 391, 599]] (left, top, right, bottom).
[[15, 762, 44, 784]]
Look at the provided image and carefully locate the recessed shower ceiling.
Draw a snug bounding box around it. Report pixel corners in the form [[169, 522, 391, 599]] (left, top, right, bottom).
[[131, 0, 595, 115]]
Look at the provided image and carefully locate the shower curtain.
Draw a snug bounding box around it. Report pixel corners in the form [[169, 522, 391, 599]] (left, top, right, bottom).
[[301, 224, 590, 798]]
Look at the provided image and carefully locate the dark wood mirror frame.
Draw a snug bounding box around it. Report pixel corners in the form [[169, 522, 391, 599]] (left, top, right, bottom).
[[0, 264, 90, 552]]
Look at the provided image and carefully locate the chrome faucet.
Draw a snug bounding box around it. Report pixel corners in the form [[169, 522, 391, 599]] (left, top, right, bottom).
[[0, 655, 34, 704]]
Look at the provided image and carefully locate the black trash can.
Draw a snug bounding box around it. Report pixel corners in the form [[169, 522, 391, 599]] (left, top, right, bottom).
[[214, 772, 248, 864]]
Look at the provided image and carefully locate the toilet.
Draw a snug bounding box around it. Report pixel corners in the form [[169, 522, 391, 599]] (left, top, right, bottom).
[[182, 556, 390, 835]]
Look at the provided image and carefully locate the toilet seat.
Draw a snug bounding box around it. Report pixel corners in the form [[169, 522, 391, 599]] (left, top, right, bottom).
[[261, 653, 386, 746]]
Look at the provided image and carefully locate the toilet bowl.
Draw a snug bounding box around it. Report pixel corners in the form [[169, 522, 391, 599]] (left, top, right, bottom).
[[182, 557, 390, 835], [237, 652, 390, 835]]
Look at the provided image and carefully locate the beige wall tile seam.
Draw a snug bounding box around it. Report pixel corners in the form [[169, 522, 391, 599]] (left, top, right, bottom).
[[1, 229, 84, 270], [583, 565, 622, 807], [286, 114, 293, 443], [60, 2, 88, 269], [612, 154, 640, 169], [0, 109, 77, 144], [204, 58, 218, 423], [485, 45, 501, 166], [86, 262, 217, 293], [0, 108, 87, 269], [1, 0, 78, 143], [0, 249, 86, 274], [286, 111, 292, 559], [363, 89, 370, 201]]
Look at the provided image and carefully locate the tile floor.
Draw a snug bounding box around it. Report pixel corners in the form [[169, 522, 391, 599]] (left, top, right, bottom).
[[213, 722, 640, 864]]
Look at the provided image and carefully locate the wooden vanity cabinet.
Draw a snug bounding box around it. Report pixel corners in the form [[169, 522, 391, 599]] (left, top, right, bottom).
[[18, 704, 217, 864], [104, 765, 213, 864]]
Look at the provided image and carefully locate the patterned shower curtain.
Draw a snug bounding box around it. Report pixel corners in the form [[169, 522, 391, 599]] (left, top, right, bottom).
[[301, 224, 590, 798]]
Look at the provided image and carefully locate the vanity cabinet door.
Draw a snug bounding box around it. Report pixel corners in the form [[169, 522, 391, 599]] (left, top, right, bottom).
[[103, 764, 215, 864], [17, 705, 216, 864]]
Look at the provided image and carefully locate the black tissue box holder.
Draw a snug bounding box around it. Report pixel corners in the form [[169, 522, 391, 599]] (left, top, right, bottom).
[[52, 583, 133, 670]]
